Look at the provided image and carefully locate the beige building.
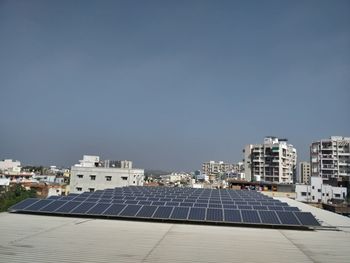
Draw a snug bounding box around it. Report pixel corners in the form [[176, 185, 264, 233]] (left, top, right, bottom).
[[69, 155, 144, 193], [310, 136, 350, 181], [201, 161, 233, 178], [243, 137, 297, 183], [299, 162, 311, 184]]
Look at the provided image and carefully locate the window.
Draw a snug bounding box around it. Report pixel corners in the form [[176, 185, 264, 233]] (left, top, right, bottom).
[[106, 176, 112, 181], [318, 189, 321, 192], [89, 188, 95, 192], [301, 192, 307, 196], [90, 175, 96, 180], [312, 196, 315, 200], [312, 186, 315, 189], [326, 193, 329, 197], [133, 181, 136, 184], [76, 187, 82, 191], [334, 194, 341, 198], [121, 176, 128, 181], [77, 174, 84, 178]]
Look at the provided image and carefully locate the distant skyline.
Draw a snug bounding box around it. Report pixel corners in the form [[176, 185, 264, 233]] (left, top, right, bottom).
[[0, 0, 349, 171]]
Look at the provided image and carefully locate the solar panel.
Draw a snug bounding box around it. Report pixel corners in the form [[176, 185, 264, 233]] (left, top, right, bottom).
[[136, 205, 157, 218], [8, 186, 320, 229], [9, 198, 39, 211], [241, 210, 261, 224], [188, 207, 206, 221], [293, 212, 320, 226], [153, 206, 174, 219], [223, 209, 241, 222], [206, 208, 223, 221], [276, 211, 300, 225], [258, 210, 280, 225], [55, 201, 81, 213], [70, 202, 97, 214], [119, 205, 142, 217], [40, 200, 68, 212], [170, 207, 189, 220], [87, 203, 111, 215], [23, 199, 53, 211], [103, 204, 127, 216]]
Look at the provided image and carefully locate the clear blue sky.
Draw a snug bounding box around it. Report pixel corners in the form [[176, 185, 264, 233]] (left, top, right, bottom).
[[0, 0, 349, 170]]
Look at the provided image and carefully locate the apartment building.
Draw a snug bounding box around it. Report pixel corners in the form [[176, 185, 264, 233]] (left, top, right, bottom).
[[243, 137, 297, 183], [202, 161, 233, 178], [299, 162, 311, 184], [310, 136, 350, 181], [69, 155, 144, 194]]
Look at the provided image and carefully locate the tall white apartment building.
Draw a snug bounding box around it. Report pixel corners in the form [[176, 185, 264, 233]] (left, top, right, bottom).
[[202, 161, 233, 177], [243, 137, 297, 183], [299, 162, 311, 184], [69, 155, 144, 194], [310, 136, 350, 181]]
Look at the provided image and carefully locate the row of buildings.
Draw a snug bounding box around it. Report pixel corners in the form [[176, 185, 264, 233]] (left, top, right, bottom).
[[202, 136, 350, 185]]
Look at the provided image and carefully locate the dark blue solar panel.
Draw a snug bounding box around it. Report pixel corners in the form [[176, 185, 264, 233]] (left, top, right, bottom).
[[153, 206, 174, 219], [208, 203, 222, 208], [283, 206, 300, 212], [70, 202, 97, 214], [267, 206, 284, 211], [293, 212, 320, 226], [258, 210, 280, 225], [166, 202, 180, 206], [9, 198, 40, 211], [87, 203, 111, 215], [119, 205, 142, 217], [237, 205, 252, 210], [276, 211, 300, 225], [124, 200, 138, 205], [55, 201, 81, 213], [253, 205, 268, 210], [188, 207, 206, 221], [241, 210, 261, 224], [40, 200, 68, 212], [170, 207, 189, 220], [179, 202, 193, 207], [136, 205, 157, 218], [224, 209, 241, 222], [206, 208, 223, 221], [8, 187, 320, 229], [103, 204, 127, 216], [223, 204, 237, 209], [152, 201, 166, 206], [23, 199, 53, 211], [138, 200, 152, 205]]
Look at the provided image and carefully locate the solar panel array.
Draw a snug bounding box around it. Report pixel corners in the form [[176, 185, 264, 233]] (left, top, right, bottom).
[[9, 187, 320, 229]]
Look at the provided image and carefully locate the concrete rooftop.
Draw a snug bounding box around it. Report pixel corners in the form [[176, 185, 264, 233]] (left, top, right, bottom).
[[1, 199, 350, 263]]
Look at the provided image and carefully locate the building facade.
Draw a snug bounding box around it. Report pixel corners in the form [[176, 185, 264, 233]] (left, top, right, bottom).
[[310, 136, 350, 181], [0, 159, 21, 174], [299, 162, 311, 184], [243, 137, 297, 183], [202, 161, 233, 178], [69, 155, 144, 194], [295, 177, 347, 203]]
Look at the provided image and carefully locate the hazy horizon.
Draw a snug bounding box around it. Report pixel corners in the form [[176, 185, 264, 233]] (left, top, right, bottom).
[[0, 0, 349, 171]]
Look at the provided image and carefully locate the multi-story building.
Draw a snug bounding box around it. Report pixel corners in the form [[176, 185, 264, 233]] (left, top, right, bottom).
[[243, 137, 297, 183], [295, 177, 347, 203], [202, 161, 233, 178], [69, 155, 144, 194], [310, 136, 350, 181], [299, 162, 311, 184]]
